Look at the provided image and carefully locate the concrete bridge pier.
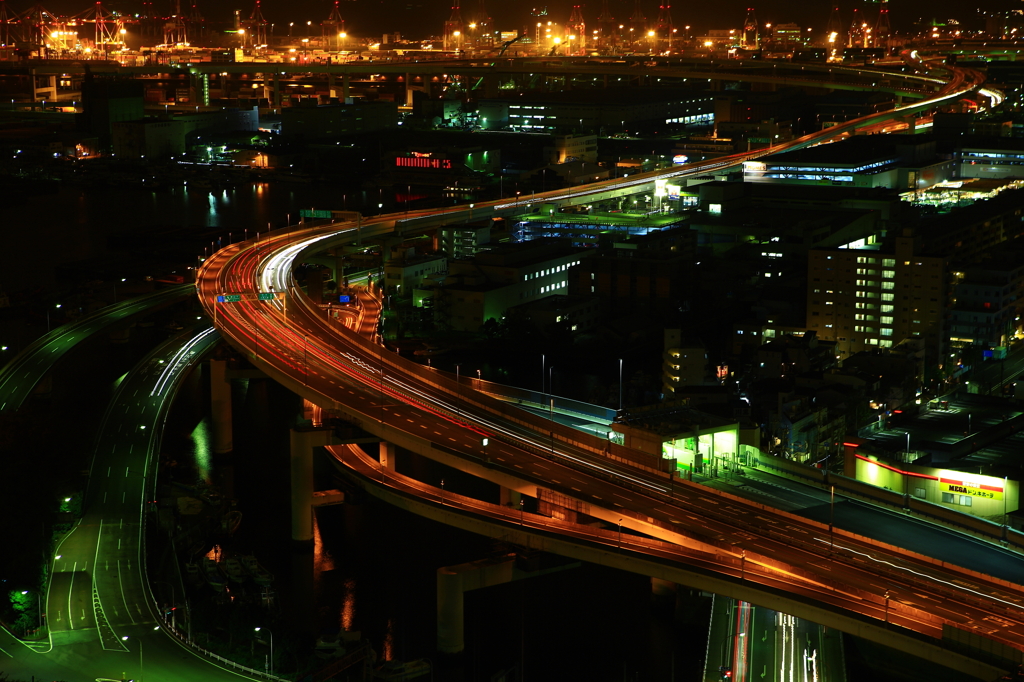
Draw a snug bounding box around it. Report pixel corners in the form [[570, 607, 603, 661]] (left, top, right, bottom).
[[437, 554, 579, 654], [290, 425, 348, 543], [31, 70, 57, 101], [379, 441, 396, 471], [210, 359, 233, 454], [271, 72, 282, 109]]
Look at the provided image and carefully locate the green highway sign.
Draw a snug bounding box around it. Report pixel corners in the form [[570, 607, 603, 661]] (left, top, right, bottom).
[[258, 292, 276, 301], [749, 137, 771, 144], [300, 209, 333, 219], [218, 294, 242, 303]]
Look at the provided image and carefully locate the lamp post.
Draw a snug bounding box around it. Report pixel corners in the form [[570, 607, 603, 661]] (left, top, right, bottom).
[[617, 518, 622, 551], [741, 549, 746, 579], [618, 358, 623, 412], [153, 580, 177, 629], [440, 478, 445, 505], [255, 627, 273, 673], [520, 498, 524, 525], [455, 364, 461, 418], [121, 636, 143, 682], [541, 353, 545, 396], [829, 484, 835, 554], [548, 366, 554, 420], [19, 590, 41, 629]]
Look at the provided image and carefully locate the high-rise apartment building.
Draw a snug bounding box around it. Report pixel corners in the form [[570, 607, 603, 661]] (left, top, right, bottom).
[[806, 231, 946, 360]]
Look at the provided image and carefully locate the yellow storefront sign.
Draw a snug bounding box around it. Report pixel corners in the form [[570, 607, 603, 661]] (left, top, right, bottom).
[[940, 478, 1002, 501]]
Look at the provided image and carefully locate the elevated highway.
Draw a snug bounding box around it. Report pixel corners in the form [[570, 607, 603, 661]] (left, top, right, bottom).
[[0, 285, 193, 414], [192, 62, 1019, 678]]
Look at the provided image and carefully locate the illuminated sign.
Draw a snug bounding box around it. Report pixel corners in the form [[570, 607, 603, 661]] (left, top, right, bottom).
[[940, 478, 1002, 500], [300, 209, 332, 219], [672, 154, 689, 165], [666, 184, 681, 200], [743, 161, 766, 172], [396, 155, 452, 170], [654, 178, 668, 197], [218, 294, 241, 303], [339, 295, 351, 303]]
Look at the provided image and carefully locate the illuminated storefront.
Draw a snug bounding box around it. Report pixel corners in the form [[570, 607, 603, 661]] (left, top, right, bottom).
[[852, 453, 1018, 518]]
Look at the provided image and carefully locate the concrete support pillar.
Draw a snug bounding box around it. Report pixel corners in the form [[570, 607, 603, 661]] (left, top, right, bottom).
[[437, 556, 579, 654], [272, 72, 282, 109], [405, 73, 414, 106], [436, 567, 465, 654], [289, 427, 334, 542], [290, 429, 315, 543], [379, 441, 396, 470], [31, 71, 57, 101], [210, 359, 233, 454], [328, 72, 337, 99], [342, 73, 350, 100]]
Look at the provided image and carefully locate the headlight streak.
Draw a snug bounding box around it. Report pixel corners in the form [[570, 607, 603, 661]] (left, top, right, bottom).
[[240, 239, 675, 497], [816, 537, 1022, 610], [150, 327, 219, 397]]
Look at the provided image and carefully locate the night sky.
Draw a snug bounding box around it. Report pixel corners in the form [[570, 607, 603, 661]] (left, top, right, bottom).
[[14, 0, 1018, 39]]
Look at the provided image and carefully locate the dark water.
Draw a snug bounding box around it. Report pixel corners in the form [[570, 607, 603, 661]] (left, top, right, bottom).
[[0, 179, 395, 295]]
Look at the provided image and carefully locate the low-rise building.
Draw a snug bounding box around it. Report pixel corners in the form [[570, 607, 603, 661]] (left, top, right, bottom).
[[947, 237, 1024, 350], [439, 223, 492, 260], [662, 330, 710, 395], [281, 100, 398, 139], [742, 134, 955, 189], [505, 294, 600, 335], [384, 248, 447, 295], [422, 240, 589, 332]]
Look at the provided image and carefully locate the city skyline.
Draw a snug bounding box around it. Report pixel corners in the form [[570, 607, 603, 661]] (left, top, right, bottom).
[[1, 0, 1011, 41]]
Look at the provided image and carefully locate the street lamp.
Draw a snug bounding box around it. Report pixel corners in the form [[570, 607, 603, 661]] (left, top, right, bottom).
[[618, 358, 623, 412], [122, 636, 143, 682], [440, 478, 445, 505], [455, 364, 461, 418], [255, 627, 273, 673], [617, 518, 622, 551], [19, 590, 41, 629]]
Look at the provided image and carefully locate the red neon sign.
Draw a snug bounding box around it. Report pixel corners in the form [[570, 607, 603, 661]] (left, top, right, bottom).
[[396, 157, 452, 170], [854, 454, 938, 480]]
